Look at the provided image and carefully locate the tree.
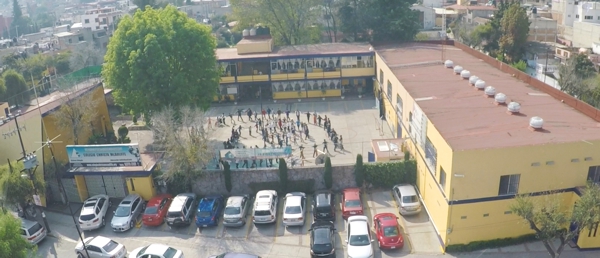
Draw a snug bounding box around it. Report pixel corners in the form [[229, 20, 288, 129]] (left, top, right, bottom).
[[69, 43, 105, 72], [49, 83, 100, 145], [230, 0, 320, 45], [223, 162, 232, 193], [510, 183, 600, 258], [1, 69, 29, 106], [354, 154, 364, 187], [150, 106, 215, 192], [558, 54, 596, 100], [323, 0, 339, 43], [103, 6, 220, 117], [117, 125, 131, 143], [278, 158, 288, 192], [0, 162, 44, 210], [132, 0, 156, 10], [473, 1, 509, 58], [0, 78, 6, 99], [324, 156, 332, 189], [10, 0, 32, 36], [499, 2, 530, 63], [0, 209, 35, 258]]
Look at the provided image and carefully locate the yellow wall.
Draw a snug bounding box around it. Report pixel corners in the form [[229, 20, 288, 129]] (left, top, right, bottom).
[[341, 68, 375, 77], [220, 77, 235, 83], [306, 89, 341, 98], [74, 175, 89, 202], [126, 175, 156, 201], [0, 113, 43, 164], [237, 74, 269, 82], [236, 40, 273, 55], [274, 91, 306, 100]]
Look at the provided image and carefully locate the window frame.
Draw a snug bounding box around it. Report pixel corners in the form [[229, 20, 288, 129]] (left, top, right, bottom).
[[386, 80, 392, 100], [424, 137, 438, 175], [498, 174, 521, 196], [440, 167, 447, 189]]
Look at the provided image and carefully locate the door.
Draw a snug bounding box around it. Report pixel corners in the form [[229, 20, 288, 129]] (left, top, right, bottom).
[[84, 175, 128, 198], [84, 175, 107, 197]]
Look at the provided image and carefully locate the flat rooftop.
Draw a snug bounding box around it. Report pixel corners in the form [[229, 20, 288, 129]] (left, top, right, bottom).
[[376, 43, 600, 150], [216, 43, 373, 61]]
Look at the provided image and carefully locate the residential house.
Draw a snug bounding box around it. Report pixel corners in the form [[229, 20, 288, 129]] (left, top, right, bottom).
[[80, 7, 123, 32]]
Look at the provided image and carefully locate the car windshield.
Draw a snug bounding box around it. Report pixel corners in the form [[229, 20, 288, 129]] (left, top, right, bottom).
[[402, 195, 419, 203], [163, 247, 178, 258], [198, 211, 211, 217], [345, 200, 361, 207], [224, 207, 240, 215], [114, 206, 131, 217], [349, 234, 370, 246], [383, 226, 399, 237], [315, 206, 331, 213], [144, 207, 158, 215], [80, 214, 96, 221], [285, 206, 301, 214], [103, 240, 119, 252], [313, 228, 331, 245], [27, 223, 43, 235]]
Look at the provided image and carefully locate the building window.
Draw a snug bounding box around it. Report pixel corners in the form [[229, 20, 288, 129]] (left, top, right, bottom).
[[439, 167, 446, 189], [585, 15, 593, 20], [576, 14, 580, 19], [78, 36, 84, 41], [588, 223, 599, 237], [68, 38, 72, 43], [425, 137, 437, 174], [84, 19, 89, 23], [396, 94, 403, 116], [387, 80, 392, 99], [498, 174, 520, 195], [379, 69, 384, 84], [587, 166, 600, 183]]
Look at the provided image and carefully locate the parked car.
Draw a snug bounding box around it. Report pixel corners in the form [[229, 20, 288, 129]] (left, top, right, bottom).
[[20, 219, 46, 245], [373, 213, 404, 250], [283, 192, 306, 227], [208, 252, 260, 258], [312, 191, 335, 221], [308, 221, 336, 257], [195, 195, 224, 227], [79, 194, 110, 231], [392, 184, 422, 216], [342, 188, 364, 220], [111, 194, 145, 232], [253, 190, 278, 224], [223, 195, 250, 227], [346, 215, 374, 258], [142, 193, 173, 226], [75, 236, 127, 258], [166, 193, 196, 227], [128, 243, 183, 258]]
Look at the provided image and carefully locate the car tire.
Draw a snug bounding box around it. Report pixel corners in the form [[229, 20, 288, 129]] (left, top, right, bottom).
[[378, 241, 381, 249], [130, 220, 135, 229], [77, 252, 84, 258], [101, 217, 106, 227]]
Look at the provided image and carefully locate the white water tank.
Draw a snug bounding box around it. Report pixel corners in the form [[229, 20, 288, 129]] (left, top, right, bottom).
[[495, 93, 507, 104], [469, 76, 479, 85], [460, 70, 471, 79], [475, 80, 486, 89], [250, 28, 257, 36], [444, 60, 454, 68], [484, 86, 496, 96], [242, 29, 249, 37], [507, 102, 521, 113], [453, 65, 463, 74], [529, 116, 544, 129]]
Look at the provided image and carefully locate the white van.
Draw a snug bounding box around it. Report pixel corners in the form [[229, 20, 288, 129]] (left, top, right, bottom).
[[253, 190, 278, 224]]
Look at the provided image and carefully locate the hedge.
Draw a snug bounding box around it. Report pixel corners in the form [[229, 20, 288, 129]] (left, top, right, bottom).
[[363, 160, 417, 188], [446, 234, 538, 253], [249, 179, 316, 195]]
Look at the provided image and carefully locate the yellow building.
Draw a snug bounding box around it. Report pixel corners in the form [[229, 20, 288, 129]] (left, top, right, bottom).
[[216, 35, 375, 101], [375, 42, 600, 249]]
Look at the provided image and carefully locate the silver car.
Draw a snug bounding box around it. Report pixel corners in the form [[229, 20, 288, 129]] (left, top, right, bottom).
[[111, 194, 145, 232], [20, 219, 47, 245], [393, 184, 422, 216], [282, 192, 306, 227], [223, 195, 250, 227]]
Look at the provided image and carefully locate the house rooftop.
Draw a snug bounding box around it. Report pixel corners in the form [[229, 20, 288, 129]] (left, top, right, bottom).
[[375, 43, 600, 151], [216, 43, 373, 61], [55, 32, 74, 37]]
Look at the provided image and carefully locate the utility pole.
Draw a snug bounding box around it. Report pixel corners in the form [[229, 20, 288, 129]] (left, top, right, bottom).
[[13, 115, 51, 233]]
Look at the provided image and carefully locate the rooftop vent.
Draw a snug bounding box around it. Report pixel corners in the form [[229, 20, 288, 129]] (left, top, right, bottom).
[[529, 116, 544, 130], [445, 60, 454, 68], [461, 70, 471, 79], [453, 65, 463, 74], [469, 75, 479, 85], [242, 29, 249, 36], [507, 102, 521, 114], [475, 80, 486, 90], [484, 86, 496, 97], [494, 93, 507, 104]]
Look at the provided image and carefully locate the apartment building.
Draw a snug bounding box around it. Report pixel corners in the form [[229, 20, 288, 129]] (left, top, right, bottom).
[[80, 7, 123, 31]]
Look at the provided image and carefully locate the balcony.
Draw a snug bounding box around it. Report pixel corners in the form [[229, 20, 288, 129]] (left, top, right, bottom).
[[341, 67, 374, 77]]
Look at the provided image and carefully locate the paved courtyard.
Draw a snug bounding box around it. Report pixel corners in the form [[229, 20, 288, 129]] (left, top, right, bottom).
[[206, 98, 394, 168]]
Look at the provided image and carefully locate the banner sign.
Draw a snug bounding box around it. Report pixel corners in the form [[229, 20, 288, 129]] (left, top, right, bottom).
[[66, 144, 142, 167], [220, 147, 292, 160]]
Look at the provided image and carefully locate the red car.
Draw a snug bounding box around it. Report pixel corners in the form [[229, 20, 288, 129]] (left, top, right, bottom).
[[341, 188, 364, 220], [142, 194, 173, 226], [373, 213, 404, 250]]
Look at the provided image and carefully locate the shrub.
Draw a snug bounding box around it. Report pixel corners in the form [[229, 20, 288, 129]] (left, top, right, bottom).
[[117, 125, 130, 143], [324, 157, 332, 189], [278, 158, 288, 190], [223, 162, 232, 193], [354, 154, 364, 187], [446, 234, 537, 253], [363, 160, 417, 188], [249, 179, 315, 195]]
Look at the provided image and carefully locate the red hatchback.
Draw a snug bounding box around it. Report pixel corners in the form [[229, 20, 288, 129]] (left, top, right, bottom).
[[341, 188, 364, 220], [374, 213, 404, 250], [142, 194, 173, 226]]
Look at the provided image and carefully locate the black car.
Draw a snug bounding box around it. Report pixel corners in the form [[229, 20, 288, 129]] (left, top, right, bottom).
[[312, 191, 335, 221], [309, 221, 336, 257]]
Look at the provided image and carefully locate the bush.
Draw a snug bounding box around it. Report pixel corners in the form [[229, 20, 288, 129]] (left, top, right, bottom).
[[446, 234, 537, 253], [324, 157, 332, 189], [249, 179, 315, 195], [223, 162, 232, 193], [278, 158, 288, 190], [354, 154, 364, 187], [363, 160, 417, 188]]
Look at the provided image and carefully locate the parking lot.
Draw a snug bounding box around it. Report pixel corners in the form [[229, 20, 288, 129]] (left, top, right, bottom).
[[38, 189, 444, 258]]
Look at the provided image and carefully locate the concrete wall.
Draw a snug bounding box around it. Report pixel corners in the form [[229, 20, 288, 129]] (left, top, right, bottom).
[[192, 165, 357, 195], [573, 21, 600, 47]]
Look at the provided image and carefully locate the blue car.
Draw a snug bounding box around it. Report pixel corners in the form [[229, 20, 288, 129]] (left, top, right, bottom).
[[195, 195, 224, 227]]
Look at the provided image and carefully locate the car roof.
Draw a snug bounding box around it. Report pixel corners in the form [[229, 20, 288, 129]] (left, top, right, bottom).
[[396, 184, 418, 196], [222, 253, 260, 258], [348, 216, 369, 235], [285, 195, 303, 206], [375, 213, 399, 227], [226, 196, 246, 207], [89, 236, 111, 247], [199, 197, 218, 211], [119, 194, 141, 206], [315, 192, 331, 207], [144, 243, 169, 255], [343, 188, 361, 200], [20, 219, 38, 229], [169, 195, 191, 211], [147, 194, 171, 207]]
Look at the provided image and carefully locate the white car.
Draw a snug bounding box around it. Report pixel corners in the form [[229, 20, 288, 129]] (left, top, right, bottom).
[[79, 194, 111, 231], [283, 192, 306, 227], [346, 216, 374, 258], [129, 243, 184, 258], [252, 190, 278, 224], [75, 236, 127, 258]]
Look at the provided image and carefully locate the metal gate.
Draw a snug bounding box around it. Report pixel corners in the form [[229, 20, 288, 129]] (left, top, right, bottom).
[[84, 175, 128, 198]]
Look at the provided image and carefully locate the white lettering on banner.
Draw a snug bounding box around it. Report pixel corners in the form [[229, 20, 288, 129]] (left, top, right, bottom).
[[66, 144, 142, 167]]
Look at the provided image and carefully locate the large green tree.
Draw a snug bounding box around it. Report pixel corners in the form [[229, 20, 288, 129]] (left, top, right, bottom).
[[103, 6, 219, 117], [558, 54, 597, 101], [0, 209, 35, 258], [470, 1, 509, 57], [230, 0, 320, 45], [10, 0, 32, 36], [1, 69, 29, 106], [0, 162, 44, 209], [499, 3, 530, 63]]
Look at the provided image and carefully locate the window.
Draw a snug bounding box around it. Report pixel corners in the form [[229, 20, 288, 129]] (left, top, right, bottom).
[[84, 19, 89, 23], [379, 69, 384, 84], [585, 15, 593, 20], [68, 38, 72, 43], [576, 14, 580, 19], [78, 36, 84, 41], [396, 94, 403, 116], [387, 80, 392, 99], [498, 174, 520, 195], [424, 137, 437, 174], [587, 166, 600, 183], [439, 167, 447, 189]]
